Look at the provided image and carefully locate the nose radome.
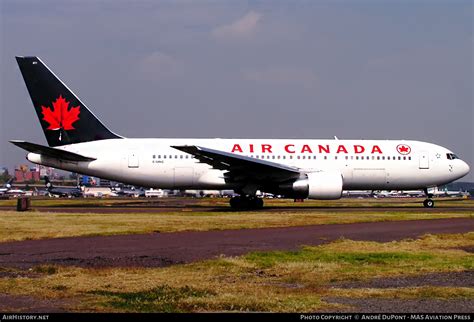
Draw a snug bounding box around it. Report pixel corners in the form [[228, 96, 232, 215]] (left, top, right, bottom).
[[460, 160, 470, 177]]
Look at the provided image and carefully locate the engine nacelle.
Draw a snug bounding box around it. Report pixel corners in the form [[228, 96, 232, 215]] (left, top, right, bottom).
[[292, 171, 343, 200]]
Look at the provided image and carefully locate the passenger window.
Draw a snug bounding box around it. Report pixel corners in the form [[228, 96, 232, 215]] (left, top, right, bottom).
[[377, 156, 380, 160]]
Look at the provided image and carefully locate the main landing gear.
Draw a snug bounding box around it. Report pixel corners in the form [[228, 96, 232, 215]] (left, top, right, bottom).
[[423, 188, 434, 208], [230, 196, 264, 209]]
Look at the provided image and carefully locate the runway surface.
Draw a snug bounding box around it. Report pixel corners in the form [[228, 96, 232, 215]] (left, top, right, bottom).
[[0, 218, 472, 269]]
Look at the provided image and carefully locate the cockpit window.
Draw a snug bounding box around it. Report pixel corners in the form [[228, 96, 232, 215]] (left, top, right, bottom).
[[446, 153, 459, 160]]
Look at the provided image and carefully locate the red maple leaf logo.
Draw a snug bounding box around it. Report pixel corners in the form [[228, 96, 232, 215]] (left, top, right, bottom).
[[397, 144, 411, 155], [41, 95, 80, 130]]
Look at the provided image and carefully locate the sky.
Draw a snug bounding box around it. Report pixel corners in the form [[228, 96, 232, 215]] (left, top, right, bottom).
[[0, 0, 472, 181]]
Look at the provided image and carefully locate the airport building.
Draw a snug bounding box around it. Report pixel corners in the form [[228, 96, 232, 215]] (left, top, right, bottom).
[[14, 164, 40, 182]]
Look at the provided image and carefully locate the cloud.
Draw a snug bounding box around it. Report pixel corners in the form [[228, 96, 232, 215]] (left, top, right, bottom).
[[212, 11, 262, 39], [243, 67, 318, 89], [137, 52, 183, 80]]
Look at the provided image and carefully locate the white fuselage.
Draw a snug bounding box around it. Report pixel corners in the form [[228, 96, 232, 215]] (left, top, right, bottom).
[[26, 138, 470, 194]]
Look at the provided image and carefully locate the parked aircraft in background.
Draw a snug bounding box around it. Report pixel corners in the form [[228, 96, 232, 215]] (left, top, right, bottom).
[[112, 185, 146, 197], [0, 178, 14, 195], [184, 190, 222, 198], [10, 56, 470, 208], [44, 176, 83, 198], [0, 178, 26, 197], [83, 187, 118, 198]]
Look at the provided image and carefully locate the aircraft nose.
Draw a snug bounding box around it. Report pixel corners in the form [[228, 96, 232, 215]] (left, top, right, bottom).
[[459, 160, 470, 177]]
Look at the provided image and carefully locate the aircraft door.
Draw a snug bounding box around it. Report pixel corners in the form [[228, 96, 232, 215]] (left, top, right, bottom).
[[419, 151, 429, 169], [128, 151, 139, 168]]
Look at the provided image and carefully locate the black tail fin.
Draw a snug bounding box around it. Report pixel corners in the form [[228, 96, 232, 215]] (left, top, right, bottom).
[[4, 178, 14, 188], [16, 56, 121, 147], [44, 176, 53, 189]]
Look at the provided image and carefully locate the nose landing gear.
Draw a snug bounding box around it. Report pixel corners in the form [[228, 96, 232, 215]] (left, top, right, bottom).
[[423, 199, 434, 208], [229, 196, 264, 209], [423, 188, 434, 208]]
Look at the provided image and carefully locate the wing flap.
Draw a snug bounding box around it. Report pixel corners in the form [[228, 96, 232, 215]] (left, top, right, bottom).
[[10, 140, 96, 162]]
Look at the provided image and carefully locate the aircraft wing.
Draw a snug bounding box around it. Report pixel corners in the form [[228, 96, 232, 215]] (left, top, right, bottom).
[[171, 145, 301, 182], [10, 140, 96, 162]]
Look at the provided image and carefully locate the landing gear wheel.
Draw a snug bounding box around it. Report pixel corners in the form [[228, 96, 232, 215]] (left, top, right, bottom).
[[256, 198, 264, 209], [423, 199, 434, 208], [230, 196, 241, 209], [229, 196, 264, 209]]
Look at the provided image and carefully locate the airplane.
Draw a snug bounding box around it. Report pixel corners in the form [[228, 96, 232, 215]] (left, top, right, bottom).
[[0, 178, 14, 195], [0, 178, 26, 197], [44, 176, 83, 198], [10, 56, 470, 209], [112, 184, 146, 198]]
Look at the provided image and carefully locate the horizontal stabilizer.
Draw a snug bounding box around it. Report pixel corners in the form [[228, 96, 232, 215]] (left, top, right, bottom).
[[9, 140, 96, 162]]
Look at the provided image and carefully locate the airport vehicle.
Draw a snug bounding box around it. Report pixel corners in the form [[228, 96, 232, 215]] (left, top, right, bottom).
[[44, 176, 83, 198], [10, 56, 470, 208]]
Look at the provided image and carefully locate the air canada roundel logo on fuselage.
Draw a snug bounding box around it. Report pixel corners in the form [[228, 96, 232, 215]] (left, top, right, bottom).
[[41, 95, 80, 131], [396, 144, 411, 155]]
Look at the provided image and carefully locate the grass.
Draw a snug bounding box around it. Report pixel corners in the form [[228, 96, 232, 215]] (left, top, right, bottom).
[[245, 250, 435, 268], [89, 286, 215, 312], [0, 232, 472, 312], [0, 197, 472, 242]]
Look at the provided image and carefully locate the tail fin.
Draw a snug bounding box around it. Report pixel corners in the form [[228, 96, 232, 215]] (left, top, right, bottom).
[[44, 176, 53, 189], [4, 178, 13, 189], [16, 56, 121, 147]]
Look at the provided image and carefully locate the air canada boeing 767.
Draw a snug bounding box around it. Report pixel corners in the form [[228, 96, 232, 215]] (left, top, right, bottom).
[[10, 56, 470, 208]]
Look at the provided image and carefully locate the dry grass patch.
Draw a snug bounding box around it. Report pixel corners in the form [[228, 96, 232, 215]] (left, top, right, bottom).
[[1, 208, 472, 243]]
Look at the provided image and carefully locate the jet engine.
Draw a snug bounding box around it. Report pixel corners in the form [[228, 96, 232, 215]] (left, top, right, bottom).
[[286, 171, 343, 200]]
